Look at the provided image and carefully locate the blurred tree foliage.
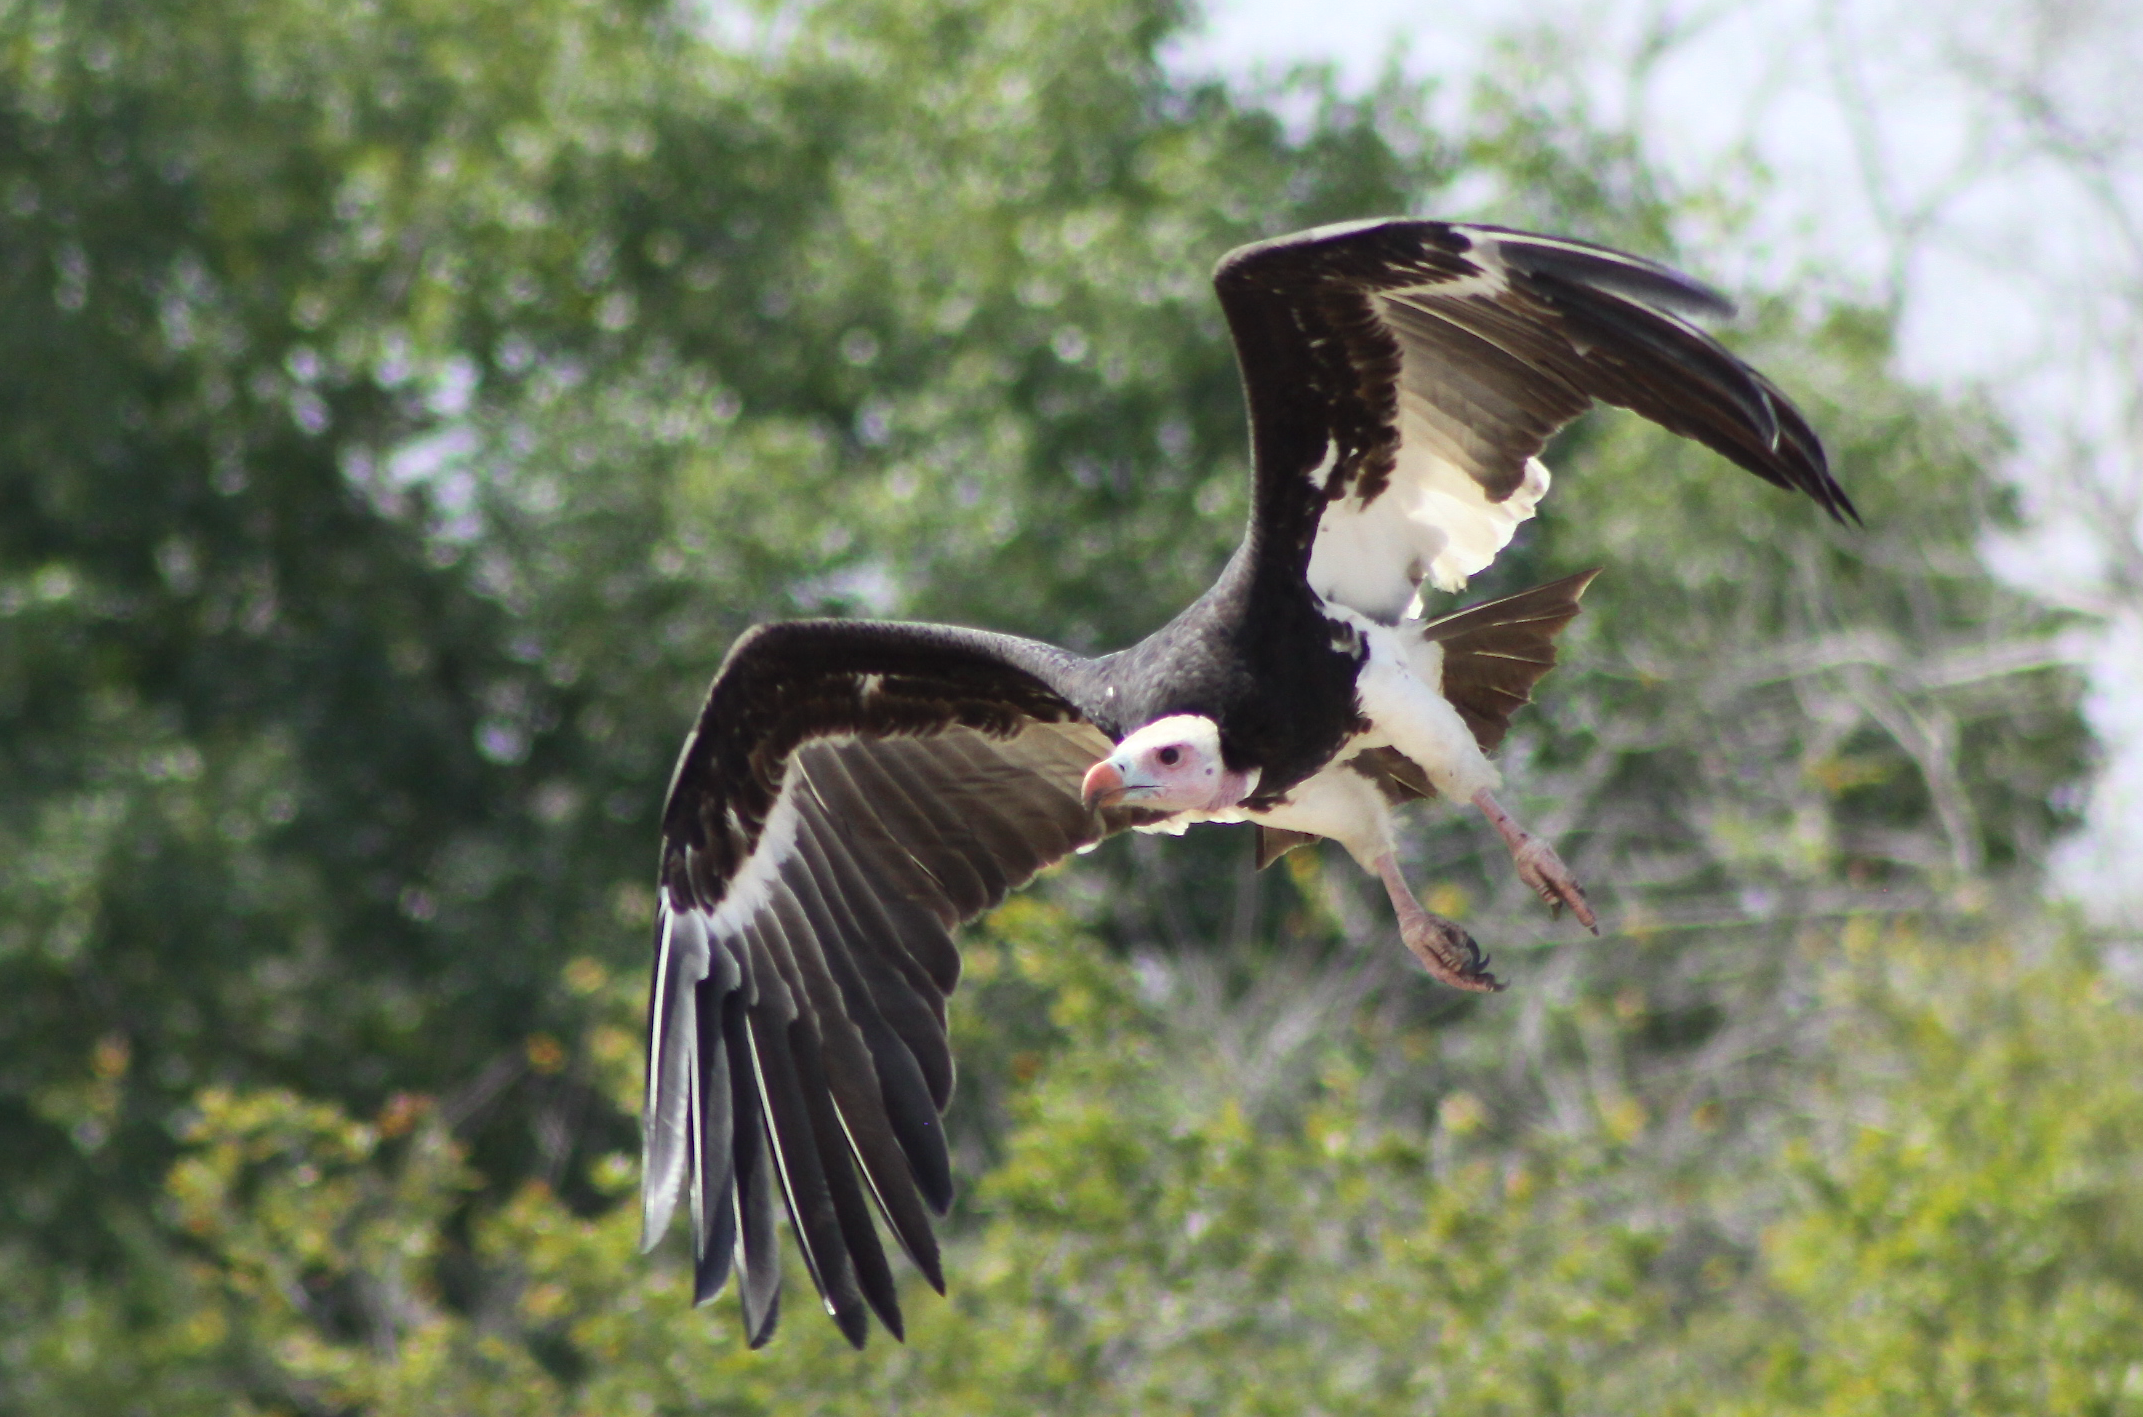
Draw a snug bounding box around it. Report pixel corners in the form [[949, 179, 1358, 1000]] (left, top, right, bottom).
[[11, 908, 2143, 1413], [0, 0, 2116, 1408]]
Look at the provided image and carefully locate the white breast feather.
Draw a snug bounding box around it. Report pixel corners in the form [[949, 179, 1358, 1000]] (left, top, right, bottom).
[[1131, 803, 1255, 836], [1352, 620, 1499, 801], [1326, 604, 1501, 802]]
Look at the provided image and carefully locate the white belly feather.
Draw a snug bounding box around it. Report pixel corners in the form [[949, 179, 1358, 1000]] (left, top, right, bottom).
[[1344, 611, 1500, 801]]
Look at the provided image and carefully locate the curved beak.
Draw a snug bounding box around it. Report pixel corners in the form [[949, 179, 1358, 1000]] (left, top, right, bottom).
[[1081, 756, 1128, 812]]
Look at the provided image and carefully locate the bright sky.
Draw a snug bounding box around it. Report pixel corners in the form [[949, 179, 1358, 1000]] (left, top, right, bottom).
[[1173, 0, 2143, 919]]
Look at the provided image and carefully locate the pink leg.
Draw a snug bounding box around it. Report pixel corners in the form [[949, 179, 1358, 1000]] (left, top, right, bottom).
[[1372, 851, 1504, 993], [1471, 789, 1598, 934]]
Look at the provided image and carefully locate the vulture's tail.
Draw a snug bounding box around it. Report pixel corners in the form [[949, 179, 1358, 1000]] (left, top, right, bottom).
[[1422, 567, 1601, 753]]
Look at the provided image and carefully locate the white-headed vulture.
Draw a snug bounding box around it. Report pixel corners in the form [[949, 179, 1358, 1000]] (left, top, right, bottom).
[[639, 219, 1854, 1346]]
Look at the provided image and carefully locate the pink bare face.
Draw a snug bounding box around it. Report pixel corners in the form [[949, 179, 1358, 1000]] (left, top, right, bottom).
[[1079, 715, 1257, 813]]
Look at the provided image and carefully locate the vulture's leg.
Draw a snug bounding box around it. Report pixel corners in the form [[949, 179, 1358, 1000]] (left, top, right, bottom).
[[1372, 851, 1503, 992], [1470, 789, 1598, 933]]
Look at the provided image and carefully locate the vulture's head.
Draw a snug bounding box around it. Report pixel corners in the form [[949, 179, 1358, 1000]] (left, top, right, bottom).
[[1080, 714, 1258, 814]]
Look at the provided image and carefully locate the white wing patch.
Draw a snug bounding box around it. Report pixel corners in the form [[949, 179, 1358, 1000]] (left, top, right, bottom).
[[1302, 264, 1558, 621], [1400, 443, 1551, 596], [1306, 450, 1550, 621]]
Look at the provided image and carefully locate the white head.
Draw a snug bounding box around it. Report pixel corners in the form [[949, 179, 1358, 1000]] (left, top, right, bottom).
[[1080, 714, 1260, 813]]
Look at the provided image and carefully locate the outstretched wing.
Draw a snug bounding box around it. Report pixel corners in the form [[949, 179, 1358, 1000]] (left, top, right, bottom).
[[642, 620, 1121, 1349], [1212, 219, 1853, 622]]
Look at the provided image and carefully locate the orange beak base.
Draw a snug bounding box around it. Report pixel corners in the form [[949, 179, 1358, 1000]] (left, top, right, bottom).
[[1081, 757, 1126, 812]]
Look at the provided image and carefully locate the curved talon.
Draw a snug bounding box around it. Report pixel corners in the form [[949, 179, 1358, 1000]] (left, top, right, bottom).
[[1401, 913, 1505, 992], [1373, 849, 1507, 993], [1473, 789, 1600, 935]]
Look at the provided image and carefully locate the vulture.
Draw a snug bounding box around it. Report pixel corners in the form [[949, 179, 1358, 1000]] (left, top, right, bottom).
[[639, 218, 1854, 1348]]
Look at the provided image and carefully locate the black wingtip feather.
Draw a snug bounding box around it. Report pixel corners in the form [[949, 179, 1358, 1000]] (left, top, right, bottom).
[[832, 1298, 871, 1351], [1547, 281, 1853, 523], [1461, 226, 1853, 531], [744, 1290, 782, 1350], [725, 999, 784, 1346], [914, 1241, 948, 1296], [692, 1200, 736, 1307], [787, 1018, 906, 1342], [689, 975, 738, 1301], [776, 807, 953, 1279], [883, 1071, 955, 1216], [744, 1005, 877, 1347]]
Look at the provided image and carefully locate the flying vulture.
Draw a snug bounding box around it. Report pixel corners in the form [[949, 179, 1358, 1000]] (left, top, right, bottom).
[[639, 219, 1853, 1347]]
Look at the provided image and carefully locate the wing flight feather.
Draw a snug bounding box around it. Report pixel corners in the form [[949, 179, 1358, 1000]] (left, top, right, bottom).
[[1212, 219, 1853, 623], [643, 621, 1117, 1348]]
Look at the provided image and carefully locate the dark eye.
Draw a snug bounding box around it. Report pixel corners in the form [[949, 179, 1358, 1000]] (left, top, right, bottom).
[[1157, 746, 1181, 767]]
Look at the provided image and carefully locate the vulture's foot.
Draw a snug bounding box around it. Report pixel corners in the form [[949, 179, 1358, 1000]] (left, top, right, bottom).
[[1511, 838, 1597, 931], [1471, 789, 1599, 934], [1401, 912, 1505, 993], [1373, 851, 1505, 992]]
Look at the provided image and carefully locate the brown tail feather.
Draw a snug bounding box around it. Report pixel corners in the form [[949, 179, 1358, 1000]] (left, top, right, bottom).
[[1255, 826, 1321, 870], [1422, 568, 1600, 752]]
